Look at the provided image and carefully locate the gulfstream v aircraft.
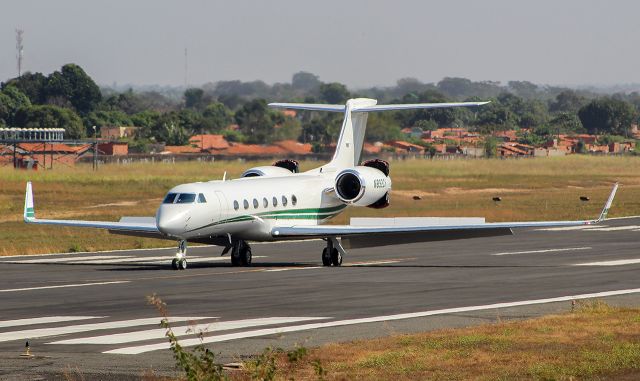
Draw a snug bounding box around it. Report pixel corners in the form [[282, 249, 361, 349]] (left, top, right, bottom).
[[23, 98, 619, 270]]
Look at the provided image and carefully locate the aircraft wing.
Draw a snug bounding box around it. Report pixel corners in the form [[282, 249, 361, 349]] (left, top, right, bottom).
[[271, 183, 618, 248], [23, 182, 166, 239]]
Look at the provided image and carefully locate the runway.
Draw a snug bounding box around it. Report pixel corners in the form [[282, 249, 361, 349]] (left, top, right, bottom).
[[1, 217, 640, 379]]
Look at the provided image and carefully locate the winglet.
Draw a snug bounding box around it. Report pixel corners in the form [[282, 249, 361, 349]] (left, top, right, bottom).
[[596, 182, 619, 223], [24, 181, 35, 222]]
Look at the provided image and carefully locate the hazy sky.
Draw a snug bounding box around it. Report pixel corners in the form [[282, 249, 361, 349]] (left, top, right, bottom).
[[2, 0, 639, 88]]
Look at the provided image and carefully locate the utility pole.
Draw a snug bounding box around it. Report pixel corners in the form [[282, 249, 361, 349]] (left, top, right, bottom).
[[16, 28, 24, 77]]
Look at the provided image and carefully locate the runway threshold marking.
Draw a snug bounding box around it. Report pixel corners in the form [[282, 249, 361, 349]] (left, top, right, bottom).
[[105, 287, 640, 355], [573, 259, 640, 266], [0, 316, 103, 329], [0, 281, 131, 293], [48, 317, 329, 345], [0, 316, 213, 343], [492, 247, 592, 256]]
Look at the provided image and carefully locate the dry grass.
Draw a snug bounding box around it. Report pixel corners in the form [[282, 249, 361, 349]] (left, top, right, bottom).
[[235, 300, 640, 380], [1, 156, 640, 256]]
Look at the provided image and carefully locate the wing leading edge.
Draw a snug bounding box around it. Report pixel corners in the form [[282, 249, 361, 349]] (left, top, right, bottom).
[[271, 183, 619, 248], [23, 181, 163, 238]]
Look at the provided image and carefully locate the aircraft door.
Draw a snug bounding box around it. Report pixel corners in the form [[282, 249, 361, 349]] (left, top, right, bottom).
[[214, 191, 228, 222]]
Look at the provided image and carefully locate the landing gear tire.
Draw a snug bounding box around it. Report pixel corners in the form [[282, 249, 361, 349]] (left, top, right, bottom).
[[321, 248, 331, 266], [240, 246, 252, 266], [231, 240, 251, 267], [171, 258, 179, 270], [330, 248, 342, 267], [178, 259, 187, 270]]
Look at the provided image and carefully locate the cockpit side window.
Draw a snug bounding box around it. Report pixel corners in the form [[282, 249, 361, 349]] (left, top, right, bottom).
[[198, 193, 207, 203], [176, 193, 196, 204], [163, 193, 178, 204]]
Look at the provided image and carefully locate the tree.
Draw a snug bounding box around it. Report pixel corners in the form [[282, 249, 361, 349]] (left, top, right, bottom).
[[508, 81, 539, 99], [184, 88, 209, 110], [2, 71, 48, 104], [292, 72, 321, 92], [366, 112, 402, 142], [274, 117, 302, 141], [548, 112, 584, 134], [484, 137, 498, 158], [85, 110, 133, 131], [235, 99, 280, 144], [549, 90, 587, 113], [0, 86, 31, 125], [200, 102, 233, 132], [13, 105, 85, 138], [319, 83, 350, 104], [46, 64, 102, 114], [578, 98, 637, 135]]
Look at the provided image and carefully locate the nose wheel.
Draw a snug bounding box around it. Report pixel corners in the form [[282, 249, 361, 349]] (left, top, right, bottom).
[[171, 240, 188, 270]]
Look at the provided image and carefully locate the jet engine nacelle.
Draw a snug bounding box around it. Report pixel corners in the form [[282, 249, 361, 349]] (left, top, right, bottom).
[[334, 166, 391, 207], [241, 159, 300, 178]]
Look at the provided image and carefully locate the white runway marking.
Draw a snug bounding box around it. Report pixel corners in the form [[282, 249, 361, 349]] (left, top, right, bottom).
[[535, 225, 603, 231], [79, 256, 202, 264], [0, 316, 103, 329], [4, 255, 131, 264], [573, 259, 640, 266], [588, 225, 640, 232], [0, 281, 131, 293], [48, 317, 328, 345], [0, 316, 213, 343], [492, 247, 592, 256], [105, 287, 640, 354]]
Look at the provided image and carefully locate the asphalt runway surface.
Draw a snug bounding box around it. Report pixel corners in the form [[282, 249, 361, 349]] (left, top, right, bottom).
[[1, 217, 640, 380]]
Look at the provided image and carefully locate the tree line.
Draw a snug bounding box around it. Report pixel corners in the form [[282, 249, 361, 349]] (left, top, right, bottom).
[[1, 65, 639, 152]]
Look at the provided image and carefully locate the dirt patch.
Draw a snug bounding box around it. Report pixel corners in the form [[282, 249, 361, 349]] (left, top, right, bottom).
[[391, 190, 439, 198], [84, 201, 139, 209], [443, 187, 527, 195]]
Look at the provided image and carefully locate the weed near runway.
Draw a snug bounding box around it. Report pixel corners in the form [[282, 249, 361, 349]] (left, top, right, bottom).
[[1, 155, 639, 256], [231, 301, 640, 380]]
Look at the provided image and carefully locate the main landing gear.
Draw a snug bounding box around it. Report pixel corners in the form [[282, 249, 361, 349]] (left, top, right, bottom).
[[171, 240, 188, 270], [322, 237, 344, 267], [230, 240, 252, 267]]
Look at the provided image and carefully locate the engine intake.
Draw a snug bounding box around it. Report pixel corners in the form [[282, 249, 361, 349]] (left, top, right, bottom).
[[334, 166, 391, 207]]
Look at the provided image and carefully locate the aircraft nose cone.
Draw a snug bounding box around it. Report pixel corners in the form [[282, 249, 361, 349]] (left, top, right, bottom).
[[156, 207, 189, 236]]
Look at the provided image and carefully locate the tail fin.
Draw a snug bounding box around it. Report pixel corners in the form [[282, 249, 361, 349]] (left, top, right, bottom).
[[269, 99, 490, 169], [24, 181, 35, 222]]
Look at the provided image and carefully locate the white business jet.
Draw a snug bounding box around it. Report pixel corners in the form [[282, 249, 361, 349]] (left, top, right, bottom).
[[23, 98, 618, 270]]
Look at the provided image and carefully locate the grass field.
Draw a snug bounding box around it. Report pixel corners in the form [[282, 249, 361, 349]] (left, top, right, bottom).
[[233, 301, 640, 380], [1, 156, 639, 256]]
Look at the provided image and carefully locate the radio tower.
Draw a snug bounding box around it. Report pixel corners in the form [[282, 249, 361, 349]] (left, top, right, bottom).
[[184, 47, 188, 87], [16, 28, 24, 77]]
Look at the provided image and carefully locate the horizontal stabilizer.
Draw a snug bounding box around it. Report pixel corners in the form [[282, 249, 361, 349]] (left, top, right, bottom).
[[268, 101, 490, 113]]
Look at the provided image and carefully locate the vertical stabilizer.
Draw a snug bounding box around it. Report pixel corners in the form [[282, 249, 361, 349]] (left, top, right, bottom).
[[329, 98, 377, 168]]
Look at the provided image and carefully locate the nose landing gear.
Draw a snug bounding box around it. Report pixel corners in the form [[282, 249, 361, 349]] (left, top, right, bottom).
[[171, 240, 188, 270]]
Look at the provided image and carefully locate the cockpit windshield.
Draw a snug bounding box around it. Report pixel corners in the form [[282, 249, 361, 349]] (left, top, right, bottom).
[[163, 193, 177, 204], [176, 193, 196, 204]]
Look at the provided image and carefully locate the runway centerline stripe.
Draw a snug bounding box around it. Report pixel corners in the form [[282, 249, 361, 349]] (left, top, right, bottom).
[[492, 247, 592, 256], [48, 317, 328, 345], [573, 259, 640, 266], [0, 281, 131, 293], [79, 256, 203, 264], [104, 287, 640, 354], [0, 316, 103, 329], [0, 317, 214, 343]]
